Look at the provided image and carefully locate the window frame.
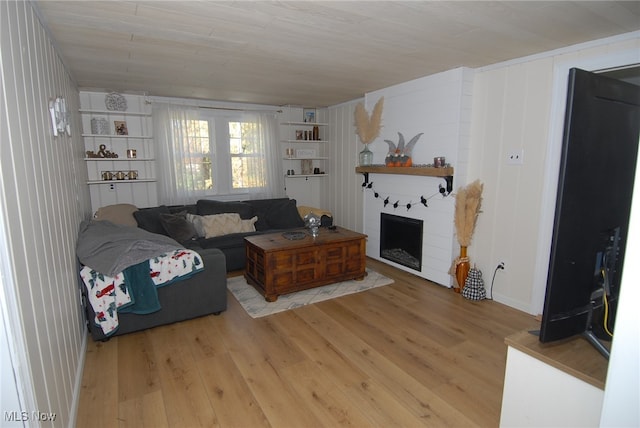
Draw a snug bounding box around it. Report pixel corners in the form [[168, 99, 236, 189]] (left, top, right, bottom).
[[191, 112, 268, 196]]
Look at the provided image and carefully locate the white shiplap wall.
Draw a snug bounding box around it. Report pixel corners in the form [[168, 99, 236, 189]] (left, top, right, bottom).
[[360, 68, 474, 286], [1, 2, 90, 426]]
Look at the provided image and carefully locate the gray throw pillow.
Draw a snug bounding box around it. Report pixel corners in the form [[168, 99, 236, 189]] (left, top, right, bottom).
[[159, 211, 198, 243]]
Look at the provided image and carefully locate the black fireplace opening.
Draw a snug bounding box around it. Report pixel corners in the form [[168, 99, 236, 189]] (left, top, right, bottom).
[[380, 213, 423, 271]]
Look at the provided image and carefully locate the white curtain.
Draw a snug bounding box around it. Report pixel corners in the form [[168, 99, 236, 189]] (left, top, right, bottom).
[[153, 102, 284, 205], [241, 111, 285, 200], [153, 103, 205, 205]]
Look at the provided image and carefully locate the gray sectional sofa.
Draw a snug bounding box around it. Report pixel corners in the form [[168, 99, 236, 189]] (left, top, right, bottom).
[[133, 197, 330, 271], [79, 197, 331, 340], [82, 246, 227, 341]]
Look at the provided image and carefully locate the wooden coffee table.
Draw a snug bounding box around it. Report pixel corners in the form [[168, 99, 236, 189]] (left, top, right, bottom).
[[244, 227, 367, 302]]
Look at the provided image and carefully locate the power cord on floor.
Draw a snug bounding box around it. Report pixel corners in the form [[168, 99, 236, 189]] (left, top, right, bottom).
[[489, 262, 504, 300]]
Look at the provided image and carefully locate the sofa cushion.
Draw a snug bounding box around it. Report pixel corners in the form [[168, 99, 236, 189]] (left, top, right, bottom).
[[133, 205, 171, 235], [244, 198, 304, 230], [94, 203, 139, 227], [196, 199, 255, 219], [265, 199, 305, 229], [186, 213, 206, 237], [200, 213, 258, 238], [186, 213, 258, 238], [159, 211, 198, 243]]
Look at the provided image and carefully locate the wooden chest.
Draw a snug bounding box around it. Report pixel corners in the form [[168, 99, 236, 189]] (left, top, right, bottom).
[[244, 227, 367, 302]]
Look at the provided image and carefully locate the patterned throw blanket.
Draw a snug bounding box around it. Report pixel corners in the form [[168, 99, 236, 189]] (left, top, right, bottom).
[[80, 248, 203, 336], [77, 220, 205, 336]]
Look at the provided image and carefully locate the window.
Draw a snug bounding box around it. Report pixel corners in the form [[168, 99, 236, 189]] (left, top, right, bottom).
[[179, 119, 213, 191], [177, 116, 267, 194], [155, 103, 279, 204], [229, 121, 266, 190]]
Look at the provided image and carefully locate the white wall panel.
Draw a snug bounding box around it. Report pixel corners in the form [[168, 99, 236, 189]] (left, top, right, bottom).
[[0, 2, 90, 426], [468, 35, 640, 314], [326, 100, 363, 233], [469, 59, 554, 310]]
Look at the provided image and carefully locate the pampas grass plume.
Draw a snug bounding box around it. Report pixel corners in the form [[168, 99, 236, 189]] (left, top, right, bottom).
[[355, 97, 384, 144], [454, 179, 483, 247]]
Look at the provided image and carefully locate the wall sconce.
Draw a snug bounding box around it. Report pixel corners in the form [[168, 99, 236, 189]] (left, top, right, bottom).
[[49, 96, 71, 136]]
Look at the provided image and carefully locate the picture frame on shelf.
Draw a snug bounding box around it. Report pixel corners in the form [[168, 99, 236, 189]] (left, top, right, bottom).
[[296, 149, 316, 159], [303, 108, 316, 123], [301, 159, 313, 175], [114, 120, 128, 135]]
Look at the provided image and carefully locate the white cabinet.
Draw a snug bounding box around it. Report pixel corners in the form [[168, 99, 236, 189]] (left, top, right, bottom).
[[500, 331, 606, 427], [80, 91, 158, 211]]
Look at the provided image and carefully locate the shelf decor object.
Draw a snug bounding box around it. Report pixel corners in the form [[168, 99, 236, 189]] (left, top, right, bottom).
[[49, 96, 71, 136], [105, 92, 127, 111], [90, 117, 109, 135], [295, 148, 316, 159], [452, 179, 484, 293], [114, 120, 128, 135], [303, 108, 315, 123], [354, 97, 384, 166], [384, 132, 423, 167]]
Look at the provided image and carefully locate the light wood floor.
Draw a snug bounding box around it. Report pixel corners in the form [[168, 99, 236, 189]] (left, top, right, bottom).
[[76, 258, 539, 427]]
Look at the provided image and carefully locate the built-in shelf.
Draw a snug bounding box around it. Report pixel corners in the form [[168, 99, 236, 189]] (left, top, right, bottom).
[[356, 165, 454, 195], [82, 133, 153, 139], [79, 109, 151, 117], [280, 121, 328, 126], [281, 139, 328, 143], [87, 179, 157, 185], [284, 157, 329, 160], [84, 157, 155, 161]]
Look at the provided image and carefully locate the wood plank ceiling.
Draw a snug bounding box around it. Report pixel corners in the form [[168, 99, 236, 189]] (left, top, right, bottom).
[[35, 1, 640, 107]]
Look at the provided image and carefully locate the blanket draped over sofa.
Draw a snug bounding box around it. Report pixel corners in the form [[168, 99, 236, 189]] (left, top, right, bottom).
[[77, 219, 183, 277], [77, 220, 206, 336]]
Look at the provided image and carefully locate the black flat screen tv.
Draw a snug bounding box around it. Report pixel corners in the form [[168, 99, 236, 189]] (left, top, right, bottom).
[[539, 68, 640, 358]]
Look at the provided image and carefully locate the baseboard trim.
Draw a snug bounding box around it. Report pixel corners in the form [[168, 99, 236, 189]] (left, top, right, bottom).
[[68, 329, 88, 428]]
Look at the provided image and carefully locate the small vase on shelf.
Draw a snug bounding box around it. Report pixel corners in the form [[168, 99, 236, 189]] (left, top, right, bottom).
[[454, 246, 470, 293], [359, 144, 373, 166]]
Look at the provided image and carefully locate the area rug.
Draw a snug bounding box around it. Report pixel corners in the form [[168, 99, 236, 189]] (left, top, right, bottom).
[[228, 269, 393, 318]]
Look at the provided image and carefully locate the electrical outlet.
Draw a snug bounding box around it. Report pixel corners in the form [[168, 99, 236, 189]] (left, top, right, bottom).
[[497, 261, 506, 271], [108, 183, 115, 192], [507, 149, 524, 165]]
